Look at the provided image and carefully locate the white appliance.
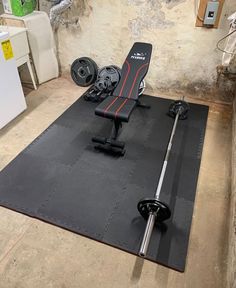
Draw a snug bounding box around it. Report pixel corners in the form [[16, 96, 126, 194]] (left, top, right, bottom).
[[0, 31, 26, 129], [0, 25, 37, 90], [1, 12, 59, 84]]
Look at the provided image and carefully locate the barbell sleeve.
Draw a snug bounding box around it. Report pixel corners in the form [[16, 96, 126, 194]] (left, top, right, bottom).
[[139, 212, 156, 257]]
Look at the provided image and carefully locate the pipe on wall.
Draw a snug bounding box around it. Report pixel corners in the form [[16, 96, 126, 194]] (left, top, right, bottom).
[[222, 12, 236, 67], [49, 0, 73, 25]]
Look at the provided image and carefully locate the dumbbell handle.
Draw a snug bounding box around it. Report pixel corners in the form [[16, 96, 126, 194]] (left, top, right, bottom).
[[139, 212, 156, 256]]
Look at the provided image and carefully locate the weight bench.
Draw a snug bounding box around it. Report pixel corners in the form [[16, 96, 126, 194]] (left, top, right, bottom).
[[92, 42, 152, 155]]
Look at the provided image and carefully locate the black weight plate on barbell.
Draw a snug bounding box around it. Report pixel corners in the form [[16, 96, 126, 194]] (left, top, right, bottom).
[[71, 57, 98, 87], [168, 100, 190, 120], [137, 198, 171, 222]]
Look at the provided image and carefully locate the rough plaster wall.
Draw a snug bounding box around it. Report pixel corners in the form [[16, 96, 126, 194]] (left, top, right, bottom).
[[0, 1, 4, 14], [38, 1, 51, 14], [51, 0, 235, 102], [228, 94, 236, 288]]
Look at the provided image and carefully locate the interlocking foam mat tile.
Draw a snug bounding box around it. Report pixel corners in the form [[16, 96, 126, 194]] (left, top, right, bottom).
[[0, 94, 208, 272]]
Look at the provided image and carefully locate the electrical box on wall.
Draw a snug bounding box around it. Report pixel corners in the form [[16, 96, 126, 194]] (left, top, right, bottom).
[[203, 1, 219, 25], [195, 0, 225, 28]]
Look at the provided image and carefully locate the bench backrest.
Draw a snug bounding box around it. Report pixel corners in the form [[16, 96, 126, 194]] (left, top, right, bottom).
[[113, 42, 152, 100]]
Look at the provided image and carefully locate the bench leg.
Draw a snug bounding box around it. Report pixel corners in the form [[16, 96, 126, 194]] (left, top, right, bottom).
[[92, 119, 125, 156], [137, 100, 150, 109], [111, 119, 122, 140]]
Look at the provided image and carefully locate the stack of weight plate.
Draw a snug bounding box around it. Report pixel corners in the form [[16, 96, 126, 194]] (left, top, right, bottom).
[[71, 57, 145, 102]]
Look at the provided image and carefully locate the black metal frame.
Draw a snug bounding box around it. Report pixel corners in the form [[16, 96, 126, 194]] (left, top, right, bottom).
[[92, 119, 125, 155], [137, 99, 150, 109], [92, 99, 150, 156], [112, 119, 122, 141]]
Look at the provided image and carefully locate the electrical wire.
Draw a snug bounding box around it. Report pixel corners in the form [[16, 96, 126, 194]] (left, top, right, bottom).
[[197, 14, 204, 22], [216, 29, 236, 54], [195, 0, 204, 22]]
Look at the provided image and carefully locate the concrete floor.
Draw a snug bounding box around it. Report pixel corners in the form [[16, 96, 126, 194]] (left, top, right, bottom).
[[0, 77, 232, 288]]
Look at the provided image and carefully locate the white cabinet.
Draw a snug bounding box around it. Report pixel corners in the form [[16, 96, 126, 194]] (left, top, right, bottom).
[[1, 12, 59, 84], [0, 31, 27, 129], [0, 25, 37, 89], [9, 26, 29, 60]]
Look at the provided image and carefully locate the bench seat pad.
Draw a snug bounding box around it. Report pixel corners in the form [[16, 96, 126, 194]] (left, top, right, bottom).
[[95, 96, 136, 122]]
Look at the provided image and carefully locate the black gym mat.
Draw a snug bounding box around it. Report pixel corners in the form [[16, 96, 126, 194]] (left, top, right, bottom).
[[0, 94, 208, 272]]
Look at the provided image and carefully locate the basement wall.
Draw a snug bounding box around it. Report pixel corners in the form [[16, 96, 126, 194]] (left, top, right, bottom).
[[45, 0, 235, 102], [0, 2, 3, 14], [228, 92, 236, 288]]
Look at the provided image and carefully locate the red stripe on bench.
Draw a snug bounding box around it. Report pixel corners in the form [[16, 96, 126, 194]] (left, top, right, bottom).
[[103, 97, 119, 116], [118, 60, 130, 97], [127, 63, 148, 99], [115, 98, 128, 119], [103, 60, 131, 116], [114, 62, 149, 119]]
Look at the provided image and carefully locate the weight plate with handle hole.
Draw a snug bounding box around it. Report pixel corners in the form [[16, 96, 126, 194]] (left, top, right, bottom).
[[71, 57, 98, 87], [94, 65, 121, 93]]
